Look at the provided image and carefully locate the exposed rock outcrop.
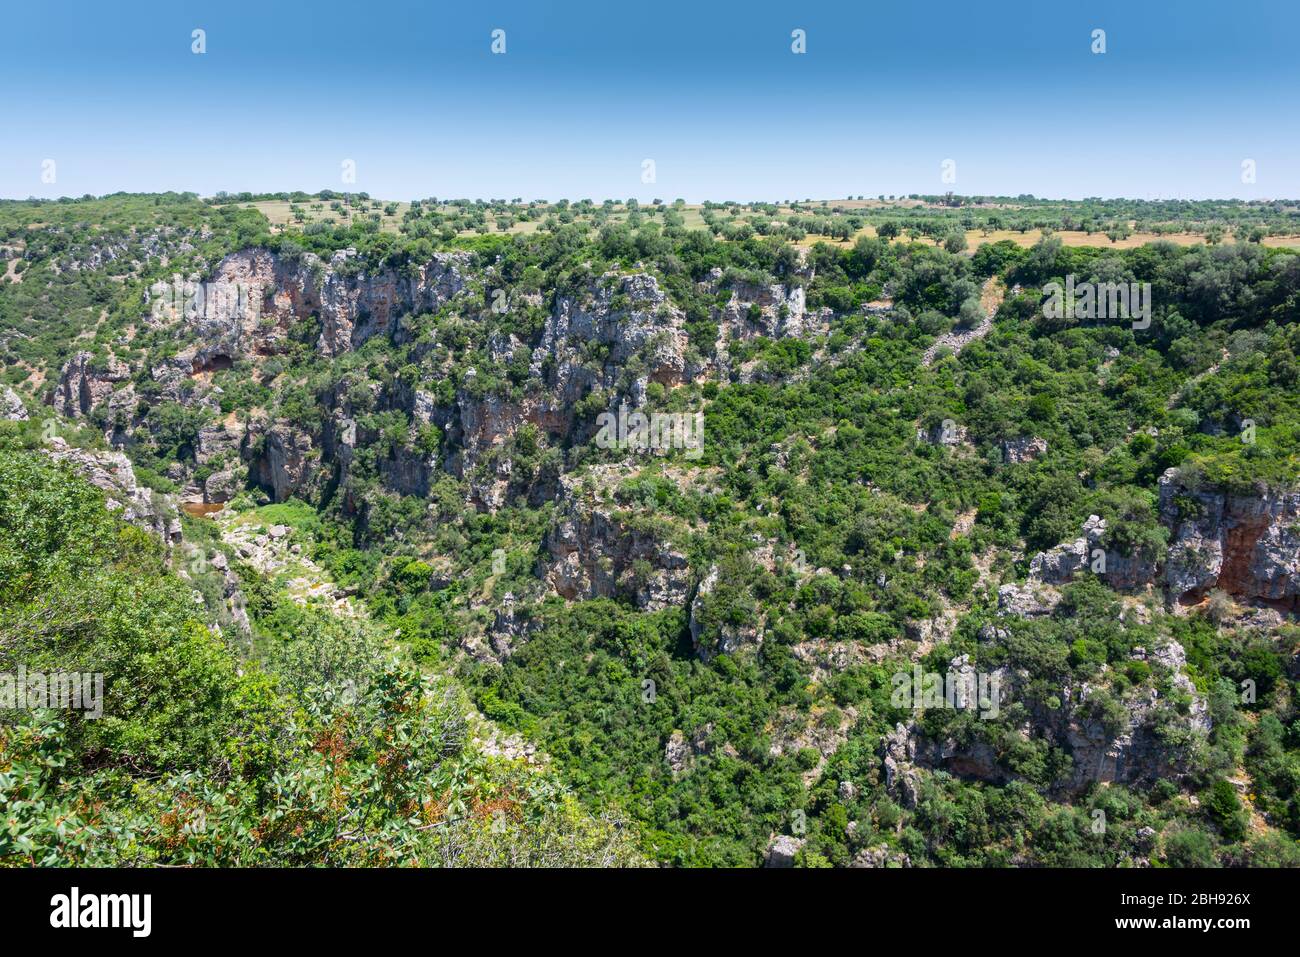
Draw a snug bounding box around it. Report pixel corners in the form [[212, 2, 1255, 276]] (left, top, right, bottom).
[[1158, 467, 1300, 609], [42, 437, 181, 544], [997, 581, 1061, 618], [486, 591, 541, 661], [850, 845, 913, 869], [715, 274, 818, 343], [1002, 435, 1048, 464], [664, 729, 692, 776], [881, 641, 1210, 798], [916, 420, 968, 447], [246, 420, 319, 503], [764, 834, 805, 868], [1013, 471, 1300, 612], [190, 247, 472, 361], [51, 351, 132, 418], [1, 386, 27, 421], [1029, 514, 1158, 592], [195, 421, 242, 464], [52, 250, 835, 522], [543, 465, 693, 610], [689, 565, 763, 662], [548, 272, 690, 389], [213, 549, 251, 635]]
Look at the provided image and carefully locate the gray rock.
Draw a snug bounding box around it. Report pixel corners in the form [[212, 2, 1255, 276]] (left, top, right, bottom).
[[664, 730, 691, 775], [543, 467, 691, 611], [1158, 466, 1300, 606], [885, 650, 1212, 796], [764, 834, 805, 868], [247, 421, 318, 503], [195, 422, 240, 464], [1, 386, 27, 421], [997, 581, 1061, 618], [1028, 514, 1157, 591], [850, 845, 912, 869], [916, 420, 968, 447], [42, 437, 181, 544], [1002, 435, 1048, 464], [51, 351, 131, 418], [204, 469, 242, 503]]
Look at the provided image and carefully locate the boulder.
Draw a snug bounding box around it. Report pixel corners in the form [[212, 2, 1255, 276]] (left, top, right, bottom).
[[764, 835, 805, 868], [1, 386, 27, 421]]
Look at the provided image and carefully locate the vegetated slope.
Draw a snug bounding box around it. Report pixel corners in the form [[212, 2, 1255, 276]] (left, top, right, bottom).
[[1, 193, 1298, 867], [0, 440, 643, 865]]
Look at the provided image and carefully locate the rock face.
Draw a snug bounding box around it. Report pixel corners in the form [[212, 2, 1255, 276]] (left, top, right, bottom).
[[202, 469, 242, 503], [210, 550, 251, 636], [1057, 670, 1211, 791], [191, 247, 472, 361], [917, 420, 968, 447], [769, 704, 859, 775], [195, 422, 241, 465], [486, 591, 540, 661], [318, 250, 469, 356], [689, 565, 762, 662], [1029, 514, 1158, 592], [246, 421, 319, 503], [1030, 514, 1104, 583], [882, 724, 924, 809], [664, 730, 692, 776], [543, 467, 690, 611], [850, 845, 912, 869], [882, 641, 1210, 799], [1012, 470, 1300, 611], [764, 834, 805, 868], [663, 724, 732, 777], [997, 581, 1061, 618], [716, 275, 817, 342], [48, 247, 834, 522], [1, 386, 27, 421], [469, 269, 699, 482], [42, 437, 181, 543], [1158, 467, 1300, 609], [51, 351, 132, 418], [547, 272, 690, 391]]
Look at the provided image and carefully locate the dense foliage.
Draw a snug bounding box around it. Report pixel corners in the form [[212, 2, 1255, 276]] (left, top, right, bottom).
[[0, 451, 641, 866], [2, 192, 1298, 867]]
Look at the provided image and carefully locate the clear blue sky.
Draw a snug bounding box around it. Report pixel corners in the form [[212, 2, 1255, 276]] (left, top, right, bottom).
[[2, 0, 1297, 202]]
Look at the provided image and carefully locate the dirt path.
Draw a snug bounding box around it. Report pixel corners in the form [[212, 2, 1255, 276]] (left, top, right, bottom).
[[923, 276, 1005, 366]]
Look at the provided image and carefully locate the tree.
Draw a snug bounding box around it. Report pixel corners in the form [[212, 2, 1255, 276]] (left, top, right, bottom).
[[957, 296, 986, 330], [1204, 779, 1249, 842]]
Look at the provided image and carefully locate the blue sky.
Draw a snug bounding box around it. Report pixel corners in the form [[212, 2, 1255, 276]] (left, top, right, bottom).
[[2, 0, 1297, 201]]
